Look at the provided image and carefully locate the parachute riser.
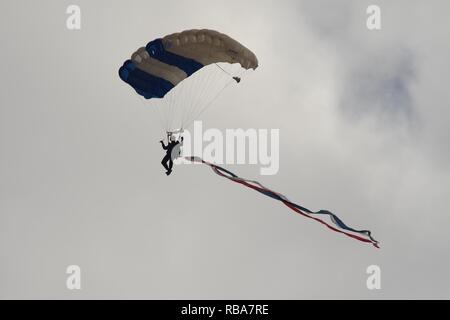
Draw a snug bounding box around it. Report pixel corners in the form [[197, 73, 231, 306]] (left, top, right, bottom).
[[166, 128, 184, 142]]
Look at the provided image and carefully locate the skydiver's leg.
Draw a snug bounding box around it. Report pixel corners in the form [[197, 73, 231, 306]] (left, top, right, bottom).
[[161, 154, 170, 171], [165, 158, 174, 175]]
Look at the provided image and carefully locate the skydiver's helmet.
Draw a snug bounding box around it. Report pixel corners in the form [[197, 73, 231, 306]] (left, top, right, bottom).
[[170, 135, 177, 142]]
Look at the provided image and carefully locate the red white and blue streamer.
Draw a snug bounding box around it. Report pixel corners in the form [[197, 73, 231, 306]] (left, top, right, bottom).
[[186, 156, 379, 248]]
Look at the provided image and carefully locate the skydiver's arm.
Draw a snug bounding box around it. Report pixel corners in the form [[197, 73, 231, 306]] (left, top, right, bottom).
[[160, 141, 168, 150]]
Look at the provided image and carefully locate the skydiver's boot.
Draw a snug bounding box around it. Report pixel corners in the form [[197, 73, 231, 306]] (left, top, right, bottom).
[[166, 159, 173, 176]]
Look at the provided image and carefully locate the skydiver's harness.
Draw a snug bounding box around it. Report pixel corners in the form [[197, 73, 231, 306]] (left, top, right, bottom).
[[166, 128, 184, 143]]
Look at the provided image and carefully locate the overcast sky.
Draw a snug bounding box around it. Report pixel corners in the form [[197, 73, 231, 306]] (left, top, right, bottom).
[[1, 0, 450, 299]]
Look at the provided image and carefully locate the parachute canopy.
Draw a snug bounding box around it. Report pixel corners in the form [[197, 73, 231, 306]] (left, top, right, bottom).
[[119, 29, 258, 132], [119, 29, 258, 99]]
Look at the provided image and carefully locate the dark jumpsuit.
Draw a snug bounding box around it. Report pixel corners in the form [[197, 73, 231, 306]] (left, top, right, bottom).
[[160, 140, 179, 174]]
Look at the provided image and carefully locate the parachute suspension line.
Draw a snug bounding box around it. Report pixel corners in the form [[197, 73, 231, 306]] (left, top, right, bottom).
[[181, 66, 224, 128], [163, 71, 190, 131], [178, 69, 205, 129], [215, 63, 233, 76], [185, 156, 380, 248], [183, 76, 235, 129], [175, 65, 216, 130], [215, 63, 241, 83], [158, 64, 249, 133], [188, 64, 244, 124], [164, 87, 172, 130], [166, 80, 179, 131], [193, 65, 223, 117], [180, 65, 222, 129], [157, 63, 249, 133], [175, 75, 191, 128], [161, 90, 170, 131], [177, 45, 221, 127], [154, 84, 168, 131], [169, 81, 180, 130], [181, 64, 246, 129], [184, 65, 213, 125], [184, 65, 224, 126]]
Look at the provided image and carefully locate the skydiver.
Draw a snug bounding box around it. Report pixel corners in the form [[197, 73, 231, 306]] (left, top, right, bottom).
[[160, 136, 183, 176]]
